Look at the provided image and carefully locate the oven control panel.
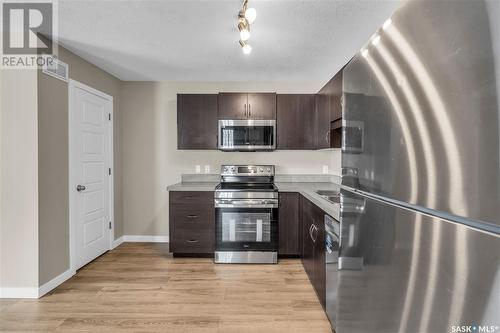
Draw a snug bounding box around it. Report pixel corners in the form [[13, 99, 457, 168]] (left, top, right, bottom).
[[221, 165, 274, 176]]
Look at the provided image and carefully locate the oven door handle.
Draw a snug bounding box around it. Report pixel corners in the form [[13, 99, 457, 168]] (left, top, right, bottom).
[[214, 199, 278, 208]]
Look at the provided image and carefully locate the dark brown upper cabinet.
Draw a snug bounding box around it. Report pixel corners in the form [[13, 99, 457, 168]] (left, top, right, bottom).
[[330, 70, 343, 122], [247, 93, 277, 119], [218, 92, 276, 120], [177, 94, 218, 149], [315, 69, 343, 149], [277, 94, 316, 150], [315, 84, 332, 149], [218, 93, 248, 119]]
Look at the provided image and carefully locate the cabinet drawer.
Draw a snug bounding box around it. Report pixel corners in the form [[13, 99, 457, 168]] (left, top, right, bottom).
[[170, 228, 214, 253], [170, 205, 214, 230], [169, 191, 213, 206]]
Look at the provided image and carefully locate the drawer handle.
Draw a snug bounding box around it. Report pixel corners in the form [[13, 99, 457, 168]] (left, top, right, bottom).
[[184, 196, 193, 199], [187, 239, 198, 243], [186, 215, 198, 219]]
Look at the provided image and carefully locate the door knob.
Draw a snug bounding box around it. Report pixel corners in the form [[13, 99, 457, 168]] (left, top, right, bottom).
[[76, 185, 86, 192]]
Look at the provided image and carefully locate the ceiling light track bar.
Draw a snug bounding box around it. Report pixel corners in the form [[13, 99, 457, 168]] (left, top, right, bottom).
[[237, 0, 256, 54]]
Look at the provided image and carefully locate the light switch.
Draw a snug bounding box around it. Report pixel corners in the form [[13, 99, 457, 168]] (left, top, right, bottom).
[[195, 165, 201, 173]]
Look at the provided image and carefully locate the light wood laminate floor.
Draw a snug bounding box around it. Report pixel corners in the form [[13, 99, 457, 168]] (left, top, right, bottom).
[[0, 243, 332, 332]]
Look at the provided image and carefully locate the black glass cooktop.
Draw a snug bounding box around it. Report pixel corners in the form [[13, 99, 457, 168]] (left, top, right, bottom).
[[216, 183, 277, 191]]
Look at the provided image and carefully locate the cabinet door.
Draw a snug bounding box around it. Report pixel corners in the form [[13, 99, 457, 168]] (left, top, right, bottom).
[[315, 69, 344, 149], [278, 192, 300, 255], [315, 84, 331, 149], [247, 93, 277, 119], [301, 196, 315, 283], [330, 70, 343, 122], [277, 95, 315, 150], [177, 94, 217, 149], [312, 208, 326, 308], [169, 191, 215, 254], [218, 93, 248, 119]]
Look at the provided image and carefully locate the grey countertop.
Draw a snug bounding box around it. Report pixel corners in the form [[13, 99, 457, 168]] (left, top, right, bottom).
[[167, 180, 341, 219], [166, 182, 218, 192], [276, 182, 340, 218]]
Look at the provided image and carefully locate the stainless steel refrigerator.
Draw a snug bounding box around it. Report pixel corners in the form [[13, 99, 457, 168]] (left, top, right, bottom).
[[337, 0, 500, 332]]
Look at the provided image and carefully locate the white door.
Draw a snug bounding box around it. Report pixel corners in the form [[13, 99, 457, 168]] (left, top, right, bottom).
[[70, 81, 113, 270]]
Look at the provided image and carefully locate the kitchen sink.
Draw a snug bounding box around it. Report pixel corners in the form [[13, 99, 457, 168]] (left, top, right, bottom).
[[315, 190, 341, 204]]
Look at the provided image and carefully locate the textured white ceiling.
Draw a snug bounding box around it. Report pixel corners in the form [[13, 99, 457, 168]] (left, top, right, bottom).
[[56, 0, 400, 82]]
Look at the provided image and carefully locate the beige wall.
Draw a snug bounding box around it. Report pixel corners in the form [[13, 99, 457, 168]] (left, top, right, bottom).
[[121, 81, 341, 237], [37, 69, 69, 286], [0, 69, 39, 292], [37, 45, 123, 286]]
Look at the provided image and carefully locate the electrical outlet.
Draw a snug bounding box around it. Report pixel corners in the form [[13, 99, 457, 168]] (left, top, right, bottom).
[[322, 165, 329, 174], [204, 165, 210, 174], [195, 165, 201, 173]]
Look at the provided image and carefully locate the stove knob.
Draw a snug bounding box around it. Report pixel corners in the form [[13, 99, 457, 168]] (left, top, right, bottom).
[[259, 167, 264, 172], [267, 167, 271, 172]]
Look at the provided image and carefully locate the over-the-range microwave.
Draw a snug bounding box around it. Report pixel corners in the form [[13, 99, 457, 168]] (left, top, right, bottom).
[[218, 119, 276, 151]]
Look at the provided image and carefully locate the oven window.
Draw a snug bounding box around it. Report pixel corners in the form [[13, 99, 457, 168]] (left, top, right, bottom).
[[221, 212, 271, 243], [221, 126, 274, 147]]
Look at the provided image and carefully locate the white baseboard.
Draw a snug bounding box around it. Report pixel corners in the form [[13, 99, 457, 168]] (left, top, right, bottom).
[[122, 235, 169, 243], [112, 236, 124, 249], [0, 287, 38, 299], [38, 268, 75, 298]]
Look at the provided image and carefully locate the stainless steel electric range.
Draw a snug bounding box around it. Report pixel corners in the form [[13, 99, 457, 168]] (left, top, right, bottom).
[[214, 165, 278, 264]]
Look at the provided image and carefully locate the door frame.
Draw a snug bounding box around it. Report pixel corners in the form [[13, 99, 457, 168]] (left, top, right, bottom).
[[68, 79, 114, 272]]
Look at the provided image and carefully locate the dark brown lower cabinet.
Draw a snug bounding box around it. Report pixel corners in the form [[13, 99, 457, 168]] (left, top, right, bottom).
[[169, 191, 215, 254], [278, 192, 300, 256], [301, 195, 326, 308], [313, 217, 326, 307], [168, 190, 325, 307]]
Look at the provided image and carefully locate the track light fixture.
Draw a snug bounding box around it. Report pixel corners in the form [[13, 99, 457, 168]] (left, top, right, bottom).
[[238, 0, 256, 54], [239, 40, 252, 54]]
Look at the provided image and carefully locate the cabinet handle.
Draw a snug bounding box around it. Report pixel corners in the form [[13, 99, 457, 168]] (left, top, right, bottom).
[[309, 223, 314, 242], [325, 130, 331, 144], [244, 104, 247, 117], [311, 224, 318, 243], [187, 239, 198, 243], [248, 103, 251, 117], [186, 215, 198, 219]]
